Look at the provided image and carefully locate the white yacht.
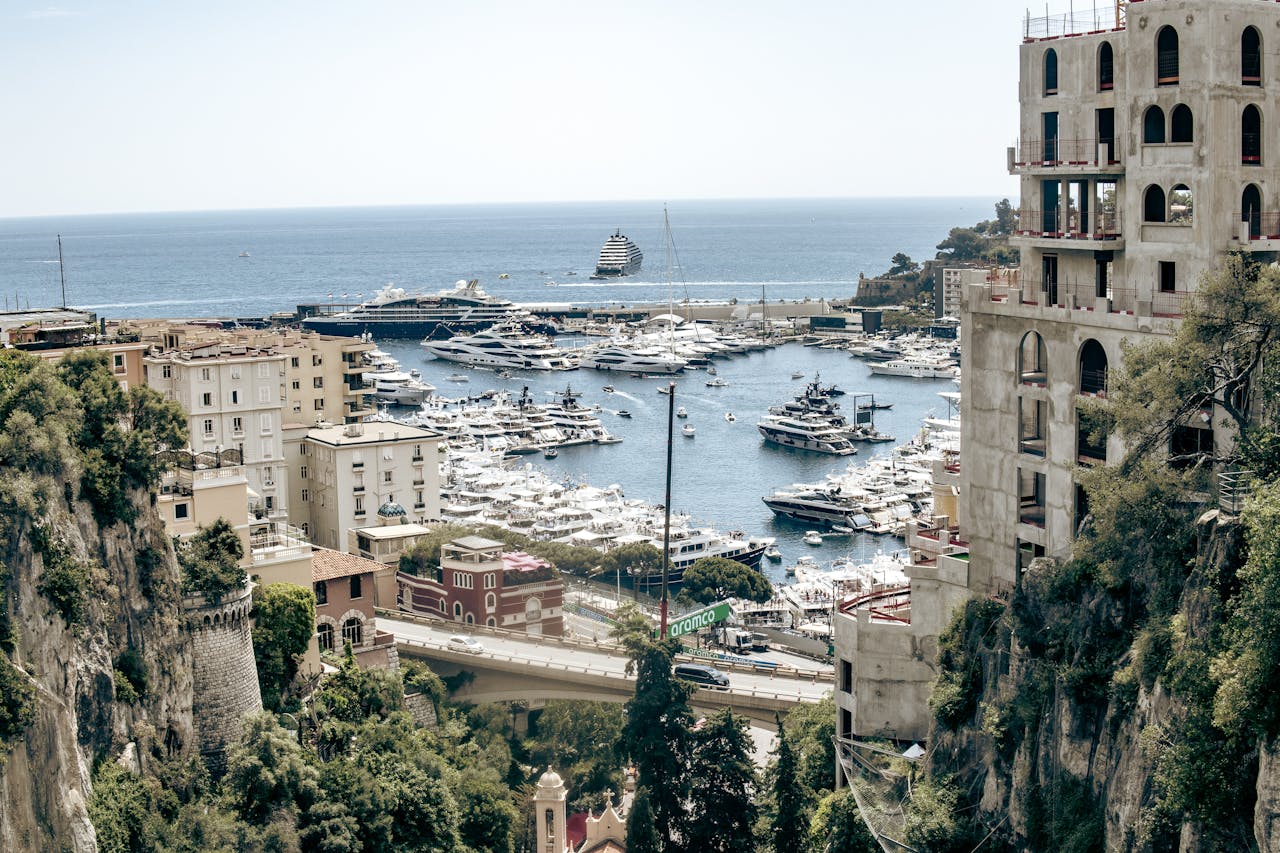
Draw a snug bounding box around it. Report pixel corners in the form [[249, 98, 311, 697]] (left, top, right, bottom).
[[762, 487, 869, 527], [578, 345, 687, 374], [364, 371, 436, 406], [756, 414, 858, 455], [543, 386, 621, 444], [867, 354, 958, 379], [589, 230, 643, 279], [422, 323, 579, 371], [301, 279, 542, 339]]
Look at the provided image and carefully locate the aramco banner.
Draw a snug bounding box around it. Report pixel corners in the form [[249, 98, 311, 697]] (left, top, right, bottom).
[[666, 601, 732, 639]]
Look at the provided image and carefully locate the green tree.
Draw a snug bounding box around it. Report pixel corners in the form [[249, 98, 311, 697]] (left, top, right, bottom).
[[770, 718, 807, 853], [934, 227, 989, 262], [89, 761, 157, 853], [252, 583, 316, 712], [398, 523, 476, 578], [676, 556, 772, 605], [784, 696, 837, 796], [600, 541, 663, 592], [625, 787, 662, 853], [992, 198, 1016, 235], [456, 769, 518, 853], [619, 638, 692, 850], [0, 652, 36, 757], [685, 709, 757, 853], [887, 253, 918, 276], [223, 712, 320, 825], [527, 701, 625, 810], [177, 518, 246, 602], [807, 789, 878, 853], [610, 602, 657, 661]]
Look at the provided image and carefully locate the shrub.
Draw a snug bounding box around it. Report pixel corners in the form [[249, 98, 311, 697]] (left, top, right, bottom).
[[114, 649, 148, 702], [0, 653, 36, 755], [33, 527, 93, 627]]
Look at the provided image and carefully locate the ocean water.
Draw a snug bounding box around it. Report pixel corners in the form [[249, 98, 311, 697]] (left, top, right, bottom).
[[0, 197, 997, 318], [0, 198, 981, 579]]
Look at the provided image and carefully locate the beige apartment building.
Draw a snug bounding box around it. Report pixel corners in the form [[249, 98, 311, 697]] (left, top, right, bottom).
[[145, 343, 290, 521], [285, 421, 442, 553]]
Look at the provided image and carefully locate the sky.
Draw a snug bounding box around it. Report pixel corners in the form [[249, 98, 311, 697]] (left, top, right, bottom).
[[0, 0, 1035, 218]]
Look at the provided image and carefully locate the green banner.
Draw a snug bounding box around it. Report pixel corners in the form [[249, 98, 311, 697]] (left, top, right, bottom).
[[666, 601, 732, 638]]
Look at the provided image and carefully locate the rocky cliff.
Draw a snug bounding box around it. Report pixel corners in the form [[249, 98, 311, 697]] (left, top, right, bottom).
[[0, 485, 194, 852], [922, 510, 1280, 851]]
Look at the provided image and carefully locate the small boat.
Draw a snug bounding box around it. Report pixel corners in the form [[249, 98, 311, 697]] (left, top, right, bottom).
[[676, 407, 688, 418], [499, 273, 510, 279], [238, 251, 251, 258], [496, 369, 513, 379], [763, 545, 782, 561], [446, 374, 470, 382], [409, 368, 421, 378], [791, 371, 804, 379], [706, 378, 728, 388], [616, 410, 632, 418], [724, 412, 736, 422], [657, 385, 672, 395], [543, 448, 559, 459], [629, 372, 645, 378], [803, 531, 823, 546], [831, 525, 854, 535], [602, 385, 615, 393], [707, 366, 717, 375], [682, 424, 696, 437]]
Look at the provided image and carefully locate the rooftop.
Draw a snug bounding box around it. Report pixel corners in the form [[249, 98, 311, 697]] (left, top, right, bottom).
[[312, 547, 381, 582], [306, 422, 440, 446], [1023, 3, 1124, 42]]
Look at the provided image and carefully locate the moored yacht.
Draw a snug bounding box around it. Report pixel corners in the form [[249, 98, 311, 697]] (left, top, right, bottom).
[[423, 323, 579, 371], [365, 370, 436, 406], [756, 414, 858, 455], [867, 354, 958, 379], [301, 279, 540, 339], [579, 345, 687, 374]]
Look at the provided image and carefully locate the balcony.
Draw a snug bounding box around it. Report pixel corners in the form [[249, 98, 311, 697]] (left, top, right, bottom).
[[250, 522, 311, 564], [1013, 208, 1123, 248], [1023, 5, 1124, 41], [1009, 137, 1122, 174], [1232, 212, 1280, 252]]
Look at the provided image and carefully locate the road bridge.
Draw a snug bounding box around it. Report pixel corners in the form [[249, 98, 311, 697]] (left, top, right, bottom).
[[380, 614, 832, 726]]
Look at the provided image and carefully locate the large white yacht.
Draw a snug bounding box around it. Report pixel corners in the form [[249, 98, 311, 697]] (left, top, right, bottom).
[[589, 230, 644, 279], [300, 279, 541, 339], [542, 386, 621, 444], [756, 414, 858, 455], [422, 324, 579, 371], [578, 345, 687, 374], [365, 370, 436, 406], [867, 354, 958, 379]]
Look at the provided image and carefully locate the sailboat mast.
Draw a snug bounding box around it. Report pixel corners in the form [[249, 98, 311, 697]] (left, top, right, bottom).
[[57, 234, 67, 308], [660, 379, 675, 636]]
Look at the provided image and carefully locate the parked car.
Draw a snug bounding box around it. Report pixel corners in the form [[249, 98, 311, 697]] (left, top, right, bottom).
[[447, 635, 484, 655], [673, 663, 730, 690]]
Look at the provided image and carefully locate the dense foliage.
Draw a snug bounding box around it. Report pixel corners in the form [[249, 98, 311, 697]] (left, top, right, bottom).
[[251, 583, 316, 712], [177, 518, 246, 602], [676, 556, 772, 605]]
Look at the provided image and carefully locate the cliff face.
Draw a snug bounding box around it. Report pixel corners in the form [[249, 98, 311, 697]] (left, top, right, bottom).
[[0, 487, 193, 853], [926, 511, 1280, 851]]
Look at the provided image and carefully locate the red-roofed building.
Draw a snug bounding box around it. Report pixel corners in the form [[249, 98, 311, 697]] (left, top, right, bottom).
[[312, 547, 397, 669], [396, 535, 564, 636]]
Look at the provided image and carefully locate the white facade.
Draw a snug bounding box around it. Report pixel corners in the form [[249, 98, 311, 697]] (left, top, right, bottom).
[[288, 421, 442, 552], [146, 345, 289, 520]]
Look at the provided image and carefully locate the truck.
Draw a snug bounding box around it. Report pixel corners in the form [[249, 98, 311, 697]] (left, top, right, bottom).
[[710, 626, 754, 653]]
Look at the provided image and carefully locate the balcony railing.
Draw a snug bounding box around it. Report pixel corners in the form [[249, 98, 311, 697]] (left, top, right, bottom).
[[1012, 137, 1121, 169], [1024, 5, 1124, 41], [1015, 208, 1122, 240], [1235, 211, 1280, 241], [1153, 289, 1192, 318]]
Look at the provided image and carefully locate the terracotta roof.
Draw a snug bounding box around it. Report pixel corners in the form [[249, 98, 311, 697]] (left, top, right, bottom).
[[312, 548, 381, 582]]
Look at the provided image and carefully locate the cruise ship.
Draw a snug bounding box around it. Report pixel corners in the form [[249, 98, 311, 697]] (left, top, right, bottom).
[[756, 414, 858, 455], [300, 280, 541, 339], [578, 345, 687, 374], [422, 324, 579, 371], [589, 231, 643, 279]]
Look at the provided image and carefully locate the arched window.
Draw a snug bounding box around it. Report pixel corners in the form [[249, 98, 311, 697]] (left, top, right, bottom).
[[1170, 184, 1193, 224], [1018, 331, 1048, 385], [1080, 340, 1109, 395], [1144, 106, 1166, 144], [485, 592, 496, 612], [1157, 26, 1180, 85], [1144, 185, 1167, 222], [465, 613, 474, 625], [526, 597, 543, 623], [453, 601, 463, 620], [1170, 105, 1193, 143], [1243, 184, 1263, 239], [1044, 49, 1059, 95], [1243, 27, 1262, 85], [1099, 41, 1114, 90], [1243, 105, 1263, 164], [486, 617, 496, 628], [342, 616, 363, 647], [317, 622, 334, 653]]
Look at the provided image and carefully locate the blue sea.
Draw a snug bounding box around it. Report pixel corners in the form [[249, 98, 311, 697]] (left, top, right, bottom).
[[0, 198, 988, 576], [0, 198, 996, 318]]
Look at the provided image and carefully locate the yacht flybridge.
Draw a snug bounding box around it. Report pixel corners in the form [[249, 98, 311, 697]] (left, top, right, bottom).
[[578, 345, 687, 374], [756, 414, 858, 455], [422, 323, 579, 371]]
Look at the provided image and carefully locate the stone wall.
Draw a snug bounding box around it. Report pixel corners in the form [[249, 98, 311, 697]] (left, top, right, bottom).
[[184, 583, 262, 772]]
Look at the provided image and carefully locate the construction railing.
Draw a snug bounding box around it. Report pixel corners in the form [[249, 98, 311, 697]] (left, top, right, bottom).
[[1015, 208, 1122, 240], [1012, 136, 1121, 168], [1024, 5, 1124, 41]]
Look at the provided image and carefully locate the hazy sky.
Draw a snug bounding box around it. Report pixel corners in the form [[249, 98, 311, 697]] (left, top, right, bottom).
[[1, 0, 1034, 218]]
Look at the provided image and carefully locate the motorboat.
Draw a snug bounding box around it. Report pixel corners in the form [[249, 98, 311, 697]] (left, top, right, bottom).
[[657, 385, 672, 395], [579, 345, 687, 375], [705, 378, 728, 387], [445, 373, 470, 382], [764, 545, 782, 561], [364, 371, 436, 406], [543, 448, 559, 459], [682, 424, 696, 437], [300, 279, 543, 339], [602, 385, 615, 393], [423, 323, 579, 371], [791, 371, 804, 379], [238, 251, 250, 258], [867, 354, 958, 379], [589, 230, 644, 279], [804, 531, 824, 546], [724, 412, 736, 422], [756, 414, 857, 455], [676, 407, 688, 418], [616, 410, 632, 418]]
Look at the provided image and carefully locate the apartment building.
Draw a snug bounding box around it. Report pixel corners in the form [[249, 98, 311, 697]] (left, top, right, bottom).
[[286, 421, 442, 552], [146, 343, 289, 520], [962, 0, 1277, 591]]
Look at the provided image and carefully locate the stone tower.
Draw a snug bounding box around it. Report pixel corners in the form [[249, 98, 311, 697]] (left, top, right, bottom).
[[184, 581, 262, 772], [534, 767, 569, 853]]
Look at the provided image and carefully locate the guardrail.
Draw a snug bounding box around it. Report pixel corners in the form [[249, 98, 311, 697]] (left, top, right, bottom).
[[376, 606, 833, 682]]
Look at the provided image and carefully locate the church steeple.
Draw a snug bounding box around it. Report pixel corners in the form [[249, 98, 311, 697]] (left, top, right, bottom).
[[534, 767, 569, 853]]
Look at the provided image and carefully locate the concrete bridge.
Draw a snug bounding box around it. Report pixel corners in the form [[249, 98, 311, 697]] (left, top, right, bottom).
[[380, 614, 833, 726]]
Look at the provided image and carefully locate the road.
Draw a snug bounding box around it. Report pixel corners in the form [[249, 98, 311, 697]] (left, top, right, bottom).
[[379, 616, 832, 704]]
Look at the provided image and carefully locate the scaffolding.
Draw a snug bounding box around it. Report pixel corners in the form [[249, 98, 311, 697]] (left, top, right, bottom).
[[1023, 2, 1126, 41]]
